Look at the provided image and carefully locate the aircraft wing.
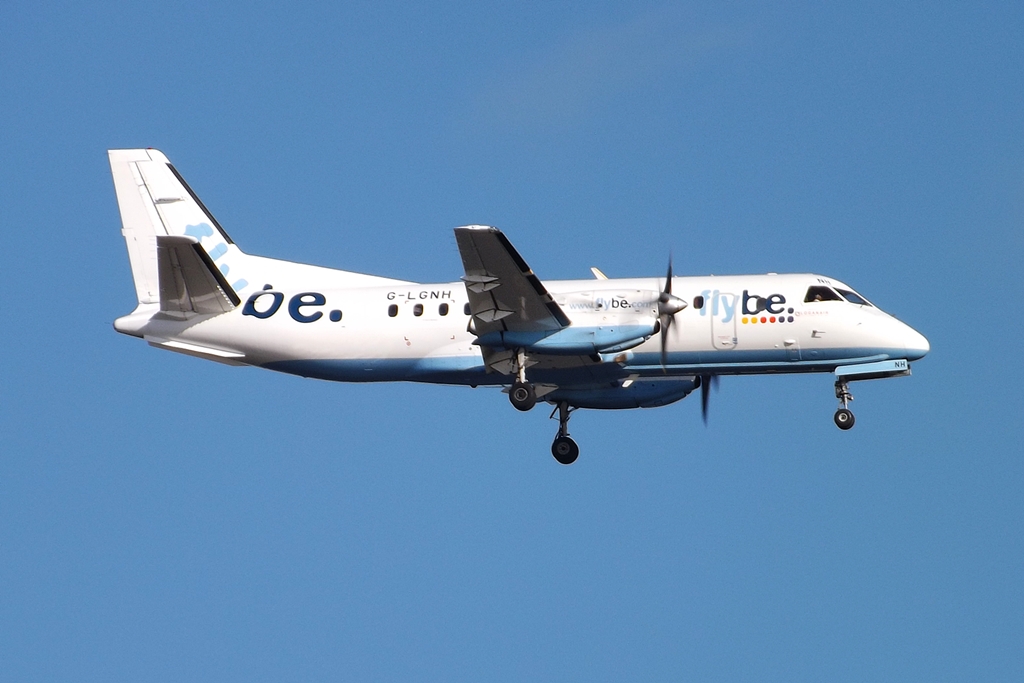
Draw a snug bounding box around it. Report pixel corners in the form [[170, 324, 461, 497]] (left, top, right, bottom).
[[454, 225, 571, 337]]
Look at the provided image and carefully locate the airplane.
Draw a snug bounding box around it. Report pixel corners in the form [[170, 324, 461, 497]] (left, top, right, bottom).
[[108, 148, 930, 464]]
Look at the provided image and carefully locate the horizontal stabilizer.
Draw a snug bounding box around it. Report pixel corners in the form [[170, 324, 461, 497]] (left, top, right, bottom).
[[145, 336, 246, 366], [157, 235, 240, 318]]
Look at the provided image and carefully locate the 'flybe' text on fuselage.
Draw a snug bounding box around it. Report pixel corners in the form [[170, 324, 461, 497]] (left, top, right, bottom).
[[699, 289, 788, 323]]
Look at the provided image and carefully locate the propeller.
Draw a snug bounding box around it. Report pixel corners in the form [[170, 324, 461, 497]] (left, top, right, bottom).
[[652, 259, 716, 423], [657, 257, 688, 369], [699, 373, 719, 425]]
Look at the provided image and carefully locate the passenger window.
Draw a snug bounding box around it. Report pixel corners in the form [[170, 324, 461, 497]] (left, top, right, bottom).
[[693, 295, 704, 309], [388, 304, 398, 317], [804, 286, 842, 303], [439, 303, 449, 316], [464, 303, 471, 315], [413, 303, 424, 317], [836, 288, 872, 306]]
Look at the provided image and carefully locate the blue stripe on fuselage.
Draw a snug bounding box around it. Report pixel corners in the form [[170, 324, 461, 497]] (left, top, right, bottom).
[[262, 347, 908, 385]]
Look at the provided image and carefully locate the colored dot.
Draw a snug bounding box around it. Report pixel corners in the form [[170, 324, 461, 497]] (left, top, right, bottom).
[[760, 317, 767, 323], [329, 310, 342, 322], [788, 316, 794, 322], [770, 316, 776, 323], [742, 317, 748, 324], [787, 307, 793, 314], [751, 317, 756, 324]]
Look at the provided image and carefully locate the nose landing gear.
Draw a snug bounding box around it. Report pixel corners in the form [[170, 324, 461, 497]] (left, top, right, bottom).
[[550, 401, 579, 464], [834, 379, 855, 430]]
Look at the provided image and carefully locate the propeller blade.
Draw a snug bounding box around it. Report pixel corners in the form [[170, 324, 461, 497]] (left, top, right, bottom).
[[700, 374, 719, 425], [659, 313, 672, 370], [701, 374, 710, 424], [657, 257, 686, 317]]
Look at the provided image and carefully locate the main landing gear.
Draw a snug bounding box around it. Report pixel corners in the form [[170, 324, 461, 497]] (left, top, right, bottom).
[[505, 349, 579, 463], [550, 401, 579, 465], [509, 381, 536, 411], [508, 349, 537, 412], [834, 379, 855, 430]]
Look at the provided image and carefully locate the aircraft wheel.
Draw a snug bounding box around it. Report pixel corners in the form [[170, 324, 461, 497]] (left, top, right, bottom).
[[834, 408, 855, 430], [509, 381, 537, 411], [551, 436, 579, 465]]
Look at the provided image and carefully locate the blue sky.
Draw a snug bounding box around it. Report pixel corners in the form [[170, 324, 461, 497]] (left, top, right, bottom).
[[1, 1, 1022, 680]]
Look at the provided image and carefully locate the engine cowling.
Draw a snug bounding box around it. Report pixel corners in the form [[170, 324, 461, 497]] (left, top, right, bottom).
[[473, 289, 662, 355]]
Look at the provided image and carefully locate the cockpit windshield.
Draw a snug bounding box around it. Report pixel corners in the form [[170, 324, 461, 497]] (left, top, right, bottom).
[[836, 288, 873, 306], [804, 286, 843, 303], [804, 285, 874, 306]]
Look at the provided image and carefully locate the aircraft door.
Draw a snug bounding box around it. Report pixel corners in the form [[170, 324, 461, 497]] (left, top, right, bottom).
[[711, 292, 738, 349]]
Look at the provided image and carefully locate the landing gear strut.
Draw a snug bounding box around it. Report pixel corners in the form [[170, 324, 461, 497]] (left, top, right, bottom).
[[508, 348, 537, 412], [550, 401, 579, 464], [834, 379, 855, 430]]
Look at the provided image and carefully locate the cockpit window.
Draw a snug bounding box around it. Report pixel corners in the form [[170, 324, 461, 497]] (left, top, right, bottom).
[[836, 288, 872, 306], [804, 286, 843, 303]]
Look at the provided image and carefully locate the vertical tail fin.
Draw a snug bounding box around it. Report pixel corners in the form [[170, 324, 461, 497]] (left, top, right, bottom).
[[108, 149, 251, 305]]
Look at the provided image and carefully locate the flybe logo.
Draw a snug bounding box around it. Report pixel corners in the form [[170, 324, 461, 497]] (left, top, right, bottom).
[[242, 285, 344, 323], [699, 290, 796, 324]]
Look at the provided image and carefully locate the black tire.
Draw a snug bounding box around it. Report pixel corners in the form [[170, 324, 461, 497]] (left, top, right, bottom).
[[834, 408, 855, 430], [551, 436, 580, 465], [509, 381, 537, 412]]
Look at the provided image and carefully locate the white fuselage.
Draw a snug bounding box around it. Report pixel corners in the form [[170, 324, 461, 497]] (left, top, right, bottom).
[[116, 268, 929, 391]]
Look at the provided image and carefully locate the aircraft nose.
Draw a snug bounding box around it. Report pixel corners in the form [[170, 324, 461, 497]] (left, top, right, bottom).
[[902, 323, 930, 361]]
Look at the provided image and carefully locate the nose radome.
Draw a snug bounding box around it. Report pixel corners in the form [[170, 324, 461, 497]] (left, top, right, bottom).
[[903, 324, 930, 361]]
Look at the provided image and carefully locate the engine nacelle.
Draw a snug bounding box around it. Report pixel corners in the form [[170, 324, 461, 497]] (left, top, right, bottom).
[[473, 288, 661, 355], [474, 323, 656, 355]]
